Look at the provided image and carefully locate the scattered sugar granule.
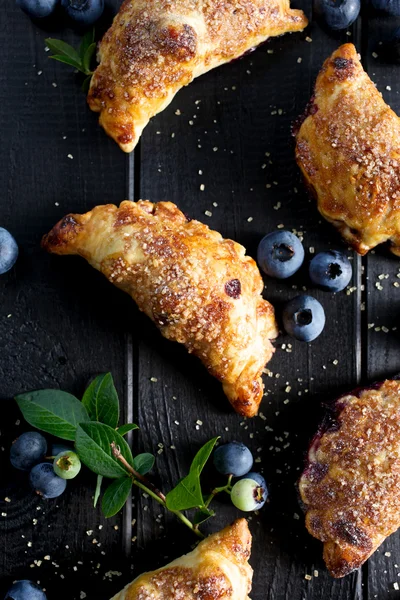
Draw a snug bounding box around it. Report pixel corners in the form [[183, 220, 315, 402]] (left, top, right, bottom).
[[150, 377, 158, 382], [305, 574, 312, 580], [204, 210, 212, 217], [200, 184, 205, 191]]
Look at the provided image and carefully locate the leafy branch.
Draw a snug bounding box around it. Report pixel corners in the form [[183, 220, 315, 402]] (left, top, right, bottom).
[[45, 29, 96, 91], [14, 374, 231, 536]]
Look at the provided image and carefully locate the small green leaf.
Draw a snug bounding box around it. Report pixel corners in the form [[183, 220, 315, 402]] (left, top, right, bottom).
[[133, 453, 155, 475], [15, 390, 90, 441], [102, 477, 132, 518], [94, 474, 103, 508], [193, 507, 215, 526], [78, 29, 95, 60], [45, 38, 81, 63], [117, 423, 139, 436], [49, 55, 84, 73], [82, 74, 92, 93], [82, 42, 96, 74], [165, 437, 219, 511], [82, 373, 119, 429], [75, 422, 134, 479]]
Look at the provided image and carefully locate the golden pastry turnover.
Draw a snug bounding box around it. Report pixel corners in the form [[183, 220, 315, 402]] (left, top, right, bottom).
[[299, 379, 400, 577], [42, 200, 278, 417], [88, 0, 307, 152], [110, 519, 252, 600], [295, 43, 400, 256]]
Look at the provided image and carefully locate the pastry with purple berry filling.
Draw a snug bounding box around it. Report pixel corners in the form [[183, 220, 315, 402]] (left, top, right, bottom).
[[299, 378, 400, 577], [87, 0, 307, 152], [42, 200, 278, 418], [295, 43, 400, 256]]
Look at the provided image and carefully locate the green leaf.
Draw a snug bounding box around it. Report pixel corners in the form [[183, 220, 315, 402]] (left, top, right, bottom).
[[165, 437, 219, 511], [117, 423, 139, 436], [133, 453, 155, 475], [15, 390, 90, 441], [82, 42, 96, 74], [82, 373, 119, 429], [193, 507, 215, 526], [45, 38, 81, 63], [82, 74, 92, 93], [102, 477, 132, 518], [75, 422, 134, 479], [49, 55, 84, 73], [78, 29, 95, 60], [94, 474, 103, 508]]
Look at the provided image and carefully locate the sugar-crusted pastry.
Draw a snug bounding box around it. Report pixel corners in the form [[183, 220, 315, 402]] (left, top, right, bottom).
[[299, 379, 400, 578], [42, 200, 278, 417], [87, 0, 307, 152], [110, 519, 252, 600], [295, 43, 400, 256]]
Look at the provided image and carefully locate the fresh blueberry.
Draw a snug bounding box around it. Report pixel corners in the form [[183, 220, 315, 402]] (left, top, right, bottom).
[[0, 228, 18, 275], [10, 432, 47, 472], [240, 471, 268, 491], [16, 0, 58, 18], [61, 0, 104, 26], [257, 231, 304, 279], [282, 295, 326, 342], [4, 580, 47, 600], [53, 450, 81, 479], [50, 443, 72, 458], [213, 441, 253, 477], [315, 0, 360, 29], [29, 463, 67, 499], [371, 0, 400, 16], [309, 250, 352, 292], [230, 478, 268, 512]]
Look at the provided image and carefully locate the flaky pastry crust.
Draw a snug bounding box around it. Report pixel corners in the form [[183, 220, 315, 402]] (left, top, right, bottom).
[[295, 43, 400, 256], [110, 519, 252, 600], [299, 379, 400, 577], [88, 0, 307, 151], [42, 200, 278, 417]]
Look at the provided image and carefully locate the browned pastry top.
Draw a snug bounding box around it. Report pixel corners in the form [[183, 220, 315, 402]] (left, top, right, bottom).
[[88, 0, 307, 151], [295, 43, 400, 256], [42, 200, 277, 417], [110, 519, 253, 600], [299, 379, 400, 577]]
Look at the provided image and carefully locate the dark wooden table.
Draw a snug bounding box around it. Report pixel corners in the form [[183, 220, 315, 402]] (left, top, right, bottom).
[[1, 1, 399, 598]]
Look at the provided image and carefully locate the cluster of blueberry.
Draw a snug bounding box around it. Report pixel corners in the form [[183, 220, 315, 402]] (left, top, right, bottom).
[[16, 0, 103, 26], [257, 230, 352, 342], [10, 432, 81, 499], [213, 441, 268, 512]]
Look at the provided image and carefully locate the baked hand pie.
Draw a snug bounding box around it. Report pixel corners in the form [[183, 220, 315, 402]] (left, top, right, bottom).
[[87, 0, 307, 152], [295, 43, 400, 256], [299, 378, 400, 577], [42, 200, 278, 417], [110, 519, 252, 600]]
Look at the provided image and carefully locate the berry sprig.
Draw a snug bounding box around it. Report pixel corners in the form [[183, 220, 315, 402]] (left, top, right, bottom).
[[13, 374, 268, 537]]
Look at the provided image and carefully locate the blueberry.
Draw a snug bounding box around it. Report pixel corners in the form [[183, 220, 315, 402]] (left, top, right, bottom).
[[371, 0, 400, 16], [213, 442, 253, 477], [240, 471, 268, 491], [257, 231, 304, 279], [4, 580, 47, 600], [61, 0, 104, 26], [315, 0, 360, 29], [230, 478, 268, 512], [0, 228, 18, 275], [10, 432, 47, 472], [282, 295, 326, 342], [50, 443, 72, 458], [309, 250, 352, 292], [29, 463, 67, 499], [53, 450, 81, 479], [16, 0, 58, 18]]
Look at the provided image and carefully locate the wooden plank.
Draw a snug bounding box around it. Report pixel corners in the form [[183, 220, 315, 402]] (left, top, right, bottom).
[[0, 6, 130, 599], [361, 12, 400, 600], [133, 3, 363, 599]]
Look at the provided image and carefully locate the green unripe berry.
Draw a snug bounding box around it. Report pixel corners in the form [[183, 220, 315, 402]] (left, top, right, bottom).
[[53, 450, 81, 480], [230, 478, 267, 512]]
